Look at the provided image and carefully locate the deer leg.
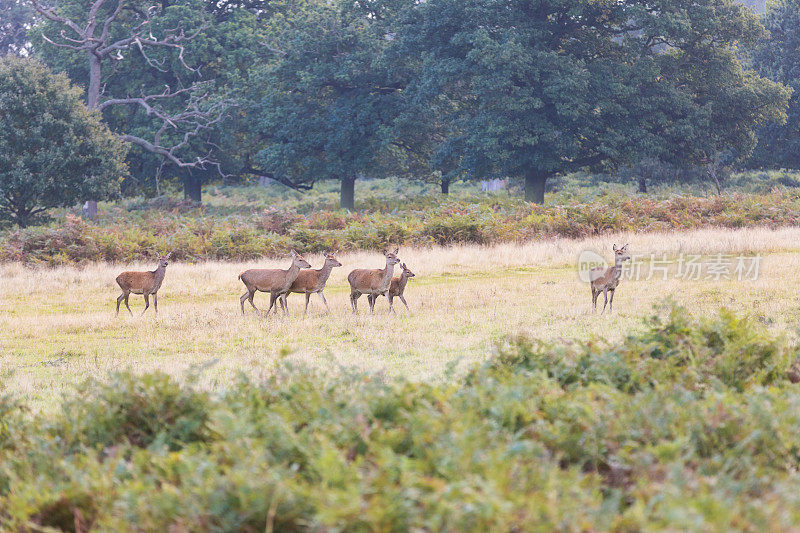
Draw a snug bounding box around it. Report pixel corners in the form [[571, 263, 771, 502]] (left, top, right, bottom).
[[124, 294, 132, 316], [248, 291, 259, 313], [240, 291, 250, 315], [116, 292, 126, 316], [304, 293, 311, 316], [141, 293, 150, 316], [399, 295, 410, 311], [153, 292, 158, 315], [350, 292, 360, 313], [387, 295, 396, 314], [608, 289, 615, 313], [266, 293, 278, 317], [591, 287, 598, 312], [279, 294, 288, 315], [601, 289, 609, 314], [318, 292, 330, 314], [367, 294, 376, 314]]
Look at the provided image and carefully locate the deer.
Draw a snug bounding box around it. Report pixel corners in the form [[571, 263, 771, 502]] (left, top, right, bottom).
[[376, 262, 415, 313], [280, 251, 343, 316], [115, 252, 172, 316], [348, 248, 400, 314], [239, 250, 311, 317], [590, 244, 630, 313]]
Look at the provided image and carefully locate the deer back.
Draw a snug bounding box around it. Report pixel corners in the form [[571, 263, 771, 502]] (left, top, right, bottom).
[[289, 269, 322, 293], [240, 267, 296, 293], [116, 270, 157, 293], [348, 267, 390, 293]]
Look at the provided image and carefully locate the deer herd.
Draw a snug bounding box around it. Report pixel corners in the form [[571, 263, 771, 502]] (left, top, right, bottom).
[[114, 244, 628, 317]]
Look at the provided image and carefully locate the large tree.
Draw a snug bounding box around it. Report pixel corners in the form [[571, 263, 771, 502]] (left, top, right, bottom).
[[399, 0, 789, 203], [249, 0, 406, 210], [30, 0, 234, 204], [749, 0, 800, 170], [0, 56, 127, 226]]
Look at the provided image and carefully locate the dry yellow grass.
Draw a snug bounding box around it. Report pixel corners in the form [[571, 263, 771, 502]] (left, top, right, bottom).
[[2, 226, 800, 410]]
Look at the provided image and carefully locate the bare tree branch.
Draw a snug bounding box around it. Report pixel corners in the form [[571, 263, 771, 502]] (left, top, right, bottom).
[[30, 0, 225, 172]]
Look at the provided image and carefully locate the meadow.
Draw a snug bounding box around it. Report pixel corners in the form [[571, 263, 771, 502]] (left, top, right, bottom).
[[2, 224, 799, 411]]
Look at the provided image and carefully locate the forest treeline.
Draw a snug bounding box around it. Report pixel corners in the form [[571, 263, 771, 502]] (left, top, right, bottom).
[[2, 0, 800, 225]]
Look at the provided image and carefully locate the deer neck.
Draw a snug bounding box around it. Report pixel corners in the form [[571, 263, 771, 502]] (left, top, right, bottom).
[[316, 262, 335, 287], [286, 261, 301, 282], [610, 258, 625, 280], [152, 264, 167, 286], [398, 273, 410, 292], [379, 261, 396, 290]]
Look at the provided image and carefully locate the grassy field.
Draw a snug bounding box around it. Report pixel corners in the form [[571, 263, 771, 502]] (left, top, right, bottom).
[[4, 225, 800, 410]]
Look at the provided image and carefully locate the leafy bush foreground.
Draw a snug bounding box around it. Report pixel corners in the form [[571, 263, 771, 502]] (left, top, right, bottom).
[[3, 306, 800, 531], [5, 189, 800, 265]]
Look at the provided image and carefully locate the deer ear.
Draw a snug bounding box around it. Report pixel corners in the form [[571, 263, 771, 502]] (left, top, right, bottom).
[[383, 249, 388, 256], [613, 244, 618, 252], [393, 247, 399, 254], [290, 249, 297, 258], [165, 252, 172, 259]]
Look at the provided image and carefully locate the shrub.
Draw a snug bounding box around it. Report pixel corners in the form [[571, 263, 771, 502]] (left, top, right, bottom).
[[5, 188, 800, 265], [3, 308, 800, 530]]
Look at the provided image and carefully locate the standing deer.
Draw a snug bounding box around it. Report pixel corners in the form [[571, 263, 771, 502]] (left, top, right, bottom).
[[375, 262, 415, 313], [115, 252, 172, 316], [239, 250, 311, 316], [280, 251, 342, 316], [590, 244, 630, 313], [348, 248, 400, 314]]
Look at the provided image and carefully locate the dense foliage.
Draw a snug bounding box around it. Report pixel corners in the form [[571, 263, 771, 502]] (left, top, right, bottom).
[[2, 0, 793, 210], [396, 0, 789, 202], [750, 0, 800, 169], [0, 56, 127, 227], [2, 307, 800, 529], [5, 181, 800, 264]]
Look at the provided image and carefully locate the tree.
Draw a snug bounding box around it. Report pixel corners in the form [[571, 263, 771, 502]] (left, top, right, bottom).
[[399, 0, 789, 203], [749, 0, 800, 170], [250, 0, 405, 210], [30, 0, 233, 204], [0, 56, 127, 226], [0, 0, 35, 56]]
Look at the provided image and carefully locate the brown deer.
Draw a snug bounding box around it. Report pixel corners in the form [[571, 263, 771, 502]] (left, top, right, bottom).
[[375, 262, 415, 313], [590, 244, 630, 313], [115, 252, 172, 316], [280, 251, 343, 316], [239, 250, 311, 316], [348, 248, 400, 313]]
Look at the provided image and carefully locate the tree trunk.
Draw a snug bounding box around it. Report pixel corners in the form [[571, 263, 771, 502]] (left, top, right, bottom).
[[638, 176, 647, 193], [524, 169, 548, 204], [184, 173, 202, 203], [87, 54, 102, 109], [85, 55, 102, 214], [82, 200, 98, 221], [341, 175, 355, 210], [441, 179, 450, 195], [707, 164, 722, 195]]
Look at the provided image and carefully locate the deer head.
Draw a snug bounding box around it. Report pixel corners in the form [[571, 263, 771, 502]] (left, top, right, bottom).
[[383, 247, 400, 266], [291, 250, 311, 269], [400, 263, 415, 278], [612, 244, 631, 264], [324, 251, 342, 267], [158, 252, 172, 268]]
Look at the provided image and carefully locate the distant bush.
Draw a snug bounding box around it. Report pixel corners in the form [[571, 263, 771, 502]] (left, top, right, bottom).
[[4, 188, 800, 265], [3, 307, 800, 530]]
